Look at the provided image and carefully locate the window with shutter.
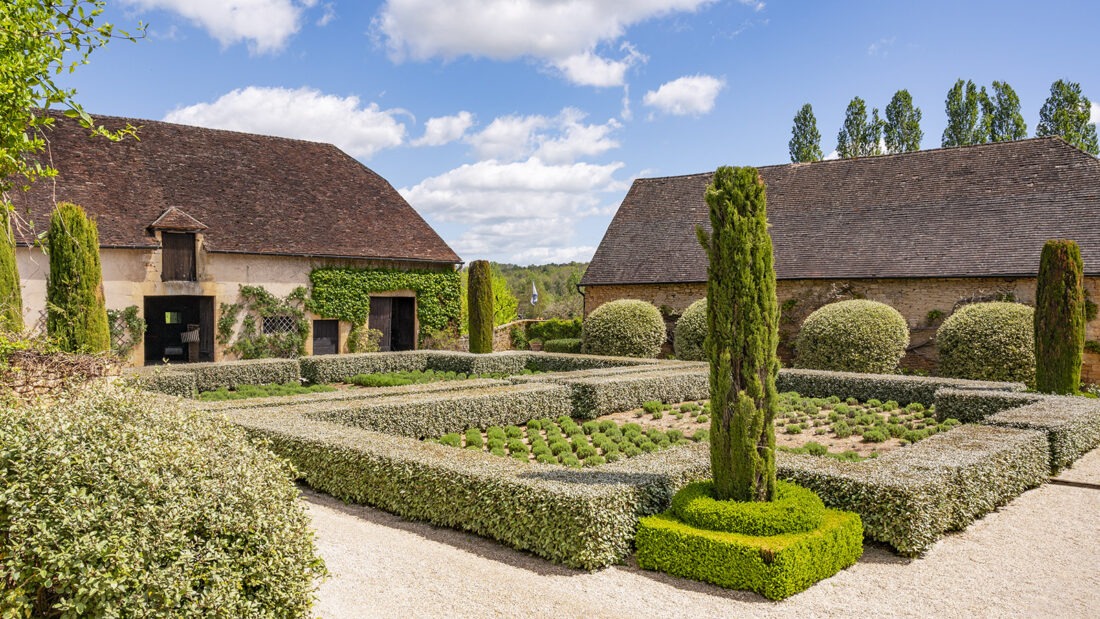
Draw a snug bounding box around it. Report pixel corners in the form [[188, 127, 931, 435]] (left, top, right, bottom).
[[162, 233, 197, 281]]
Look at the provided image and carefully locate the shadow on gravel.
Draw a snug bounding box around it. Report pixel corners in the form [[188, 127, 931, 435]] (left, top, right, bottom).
[[298, 485, 583, 577]]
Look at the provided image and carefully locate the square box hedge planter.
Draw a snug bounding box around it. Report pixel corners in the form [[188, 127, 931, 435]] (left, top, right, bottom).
[[635, 509, 863, 600]]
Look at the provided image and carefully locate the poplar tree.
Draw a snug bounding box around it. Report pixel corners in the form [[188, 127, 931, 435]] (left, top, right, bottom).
[[1036, 79, 1099, 155], [981, 81, 1028, 143], [942, 79, 987, 147], [0, 210, 23, 332], [696, 166, 779, 503], [1034, 240, 1085, 394], [467, 260, 494, 353], [788, 103, 823, 163], [46, 202, 109, 352], [884, 89, 923, 154], [837, 97, 882, 158]]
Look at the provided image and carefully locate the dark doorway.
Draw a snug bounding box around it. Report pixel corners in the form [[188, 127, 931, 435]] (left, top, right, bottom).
[[312, 320, 339, 355], [144, 296, 214, 363], [369, 296, 416, 351]]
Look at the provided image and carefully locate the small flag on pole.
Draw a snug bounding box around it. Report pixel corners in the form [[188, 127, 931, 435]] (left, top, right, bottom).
[[530, 282, 538, 306]]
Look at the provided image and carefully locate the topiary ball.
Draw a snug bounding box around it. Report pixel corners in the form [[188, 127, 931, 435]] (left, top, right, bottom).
[[582, 299, 666, 358], [673, 298, 708, 361], [795, 299, 909, 374], [936, 302, 1035, 383]]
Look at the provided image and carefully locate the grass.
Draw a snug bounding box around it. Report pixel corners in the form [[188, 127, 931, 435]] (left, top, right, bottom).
[[435, 417, 709, 468], [198, 382, 336, 401], [345, 368, 538, 388]]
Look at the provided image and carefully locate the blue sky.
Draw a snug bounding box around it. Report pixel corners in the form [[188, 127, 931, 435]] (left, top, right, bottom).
[[62, 1, 1099, 265]]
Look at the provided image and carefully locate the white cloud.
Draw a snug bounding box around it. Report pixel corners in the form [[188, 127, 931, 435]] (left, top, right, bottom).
[[642, 74, 725, 116], [375, 0, 711, 86], [1091, 102, 1100, 125], [316, 3, 336, 26], [412, 111, 475, 147], [164, 86, 407, 159], [823, 150, 840, 161], [121, 0, 320, 53], [738, 0, 766, 10], [466, 109, 620, 163], [867, 36, 896, 56]]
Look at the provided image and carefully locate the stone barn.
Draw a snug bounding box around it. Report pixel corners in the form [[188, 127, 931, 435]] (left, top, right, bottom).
[[580, 137, 1100, 380]]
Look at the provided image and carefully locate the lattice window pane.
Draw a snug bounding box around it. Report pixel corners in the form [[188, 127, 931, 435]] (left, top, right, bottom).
[[262, 315, 297, 334]]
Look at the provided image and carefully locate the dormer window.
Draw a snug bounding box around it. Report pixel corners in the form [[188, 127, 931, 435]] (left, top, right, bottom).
[[162, 232, 197, 281], [148, 207, 207, 283]]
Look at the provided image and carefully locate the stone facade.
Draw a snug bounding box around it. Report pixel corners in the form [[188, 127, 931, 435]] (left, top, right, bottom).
[[584, 277, 1100, 381], [17, 242, 447, 366]]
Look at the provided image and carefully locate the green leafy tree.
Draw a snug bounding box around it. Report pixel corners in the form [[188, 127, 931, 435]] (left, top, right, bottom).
[[696, 166, 780, 503], [46, 202, 110, 352], [1034, 240, 1085, 394], [1036, 79, 1099, 155], [836, 97, 882, 158], [788, 103, 823, 163], [884, 89, 923, 154], [981, 81, 1028, 143], [0, 210, 22, 332], [467, 260, 494, 353], [1, 1, 139, 203], [942, 79, 987, 147]]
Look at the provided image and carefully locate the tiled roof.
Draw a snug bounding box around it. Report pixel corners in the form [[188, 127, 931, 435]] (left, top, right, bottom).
[[581, 138, 1100, 285], [10, 112, 461, 265]]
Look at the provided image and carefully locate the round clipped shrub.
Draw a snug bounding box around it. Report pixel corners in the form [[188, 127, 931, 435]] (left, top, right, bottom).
[[937, 302, 1035, 383], [0, 386, 324, 617], [582, 299, 666, 358], [795, 300, 909, 373], [673, 297, 708, 361], [670, 480, 826, 536]]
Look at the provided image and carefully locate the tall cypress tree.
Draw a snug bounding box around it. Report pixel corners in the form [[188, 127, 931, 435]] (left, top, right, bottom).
[[696, 166, 779, 503], [467, 259, 494, 353], [46, 202, 109, 352], [788, 103, 823, 163], [0, 209, 23, 333], [1034, 240, 1085, 394]]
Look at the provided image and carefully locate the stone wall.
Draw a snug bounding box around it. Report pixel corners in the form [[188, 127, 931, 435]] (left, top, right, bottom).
[[584, 276, 1100, 378], [1, 350, 119, 403]]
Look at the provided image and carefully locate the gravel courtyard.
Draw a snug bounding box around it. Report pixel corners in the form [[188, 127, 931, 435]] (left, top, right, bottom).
[[306, 448, 1100, 618]]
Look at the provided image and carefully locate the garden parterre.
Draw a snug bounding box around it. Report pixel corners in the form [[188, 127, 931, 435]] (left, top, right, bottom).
[[160, 351, 1100, 567]]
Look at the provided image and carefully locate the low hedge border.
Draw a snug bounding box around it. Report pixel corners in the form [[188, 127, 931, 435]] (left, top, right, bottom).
[[776, 368, 1025, 407], [144, 359, 302, 393], [521, 352, 659, 373], [635, 508, 863, 600], [542, 338, 583, 354], [224, 405, 706, 570], [540, 368, 709, 419], [424, 351, 529, 376], [778, 423, 1049, 554], [986, 398, 1100, 473], [200, 378, 511, 412], [280, 383, 574, 439], [933, 388, 1045, 423], [298, 352, 434, 384], [125, 368, 197, 399]]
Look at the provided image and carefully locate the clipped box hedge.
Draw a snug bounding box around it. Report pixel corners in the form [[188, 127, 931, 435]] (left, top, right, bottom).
[[287, 383, 573, 439], [125, 368, 197, 399], [987, 398, 1100, 473], [299, 351, 432, 384], [933, 388, 1044, 423], [424, 351, 530, 375], [776, 368, 1025, 407], [224, 405, 708, 570], [521, 351, 659, 373], [160, 358, 302, 393], [636, 508, 863, 600], [550, 367, 709, 418], [201, 377, 510, 412], [541, 338, 583, 354], [778, 423, 1049, 555]]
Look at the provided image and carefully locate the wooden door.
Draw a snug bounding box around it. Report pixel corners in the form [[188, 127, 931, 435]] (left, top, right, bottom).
[[312, 320, 338, 355], [369, 297, 393, 351]]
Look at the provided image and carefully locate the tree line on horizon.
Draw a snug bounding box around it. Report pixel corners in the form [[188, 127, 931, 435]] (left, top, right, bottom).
[[788, 78, 1099, 162]]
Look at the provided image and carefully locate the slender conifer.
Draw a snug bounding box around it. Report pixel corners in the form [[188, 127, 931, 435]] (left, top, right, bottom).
[[47, 202, 109, 352], [0, 209, 23, 333], [1035, 239, 1085, 394], [467, 260, 494, 353]]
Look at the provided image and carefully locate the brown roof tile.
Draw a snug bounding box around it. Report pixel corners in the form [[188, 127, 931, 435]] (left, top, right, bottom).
[[10, 112, 461, 265], [581, 138, 1100, 285], [149, 206, 207, 232]]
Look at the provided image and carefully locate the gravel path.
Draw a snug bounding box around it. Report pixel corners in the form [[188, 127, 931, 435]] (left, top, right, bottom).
[[306, 448, 1100, 618]]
